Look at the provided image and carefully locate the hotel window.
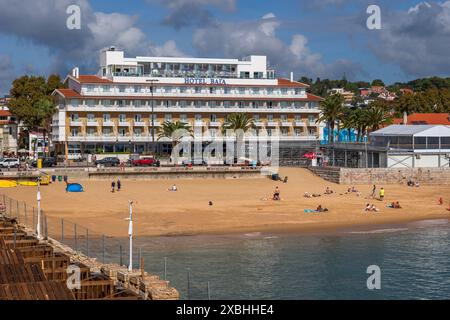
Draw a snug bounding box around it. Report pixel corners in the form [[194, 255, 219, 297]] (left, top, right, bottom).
[[238, 87, 245, 94], [295, 128, 302, 136], [224, 87, 230, 94], [71, 128, 79, 136], [238, 101, 244, 109], [281, 88, 288, 95], [180, 114, 188, 123], [135, 100, 141, 108], [134, 114, 142, 122], [280, 101, 287, 109], [295, 115, 302, 122], [117, 100, 125, 108], [119, 128, 127, 136], [281, 128, 289, 136], [209, 101, 216, 108], [102, 85, 110, 93], [308, 115, 316, 123], [252, 88, 260, 94], [179, 100, 187, 108], [70, 99, 79, 108], [119, 86, 126, 93], [165, 86, 172, 93], [102, 128, 111, 136], [267, 114, 273, 122], [134, 128, 142, 136], [210, 129, 217, 138], [267, 88, 274, 94], [209, 87, 215, 94], [133, 86, 140, 93], [253, 114, 260, 122], [87, 128, 96, 136], [254, 72, 263, 79], [267, 101, 273, 109], [295, 88, 301, 95], [210, 114, 217, 122], [195, 114, 202, 121], [165, 114, 172, 122], [119, 114, 127, 122], [70, 114, 79, 121], [240, 72, 250, 79], [180, 87, 187, 93], [102, 100, 111, 108], [224, 101, 231, 108], [195, 87, 202, 94], [308, 128, 316, 136], [310, 102, 317, 109], [87, 114, 95, 122], [87, 99, 95, 108], [281, 115, 288, 122], [267, 128, 273, 136], [103, 114, 111, 122], [86, 85, 94, 92]]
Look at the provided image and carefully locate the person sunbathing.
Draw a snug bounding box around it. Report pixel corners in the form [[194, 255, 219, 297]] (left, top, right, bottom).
[[370, 204, 379, 212], [304, 192, 312, 198], [168, 184, 178, 191], [316, 205, 329, 212], [324, 187, 334, 195], [312, 193, 322, 197], [365, 203, 371, 212]]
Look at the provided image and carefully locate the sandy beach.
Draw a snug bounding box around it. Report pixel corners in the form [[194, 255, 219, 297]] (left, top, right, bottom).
[[1, 168, 449, 237]]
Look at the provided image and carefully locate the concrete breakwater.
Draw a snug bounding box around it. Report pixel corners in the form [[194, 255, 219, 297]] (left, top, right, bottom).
[[309, 166, 450, 185], [41, 166, 266, 180]]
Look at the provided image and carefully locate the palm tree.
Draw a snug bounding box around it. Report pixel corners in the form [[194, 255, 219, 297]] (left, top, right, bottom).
[[339, 107, 357, 142], [157, 121, 193, 151], [365, 100, 392, 132], [222, 113, 255, 162], [317, 94, 345, 143]]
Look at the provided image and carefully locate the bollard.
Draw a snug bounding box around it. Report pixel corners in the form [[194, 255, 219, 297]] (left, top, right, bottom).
[[102, 235, 105, 264], [86, 229, 89, 256], [74, 224, 78, 251]]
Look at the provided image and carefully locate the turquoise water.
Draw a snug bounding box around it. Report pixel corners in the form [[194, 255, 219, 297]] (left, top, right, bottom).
[[96, 219, 450, 300]]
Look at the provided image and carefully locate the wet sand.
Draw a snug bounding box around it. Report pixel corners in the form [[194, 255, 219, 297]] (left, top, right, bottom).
[[1, 168, 449, 237]]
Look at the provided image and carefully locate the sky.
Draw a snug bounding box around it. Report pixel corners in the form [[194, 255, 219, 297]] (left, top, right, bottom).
[[1, 0, 450, 95]]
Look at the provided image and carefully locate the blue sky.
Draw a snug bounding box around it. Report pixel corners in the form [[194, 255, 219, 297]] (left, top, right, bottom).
[[1, 0, 450, 95]]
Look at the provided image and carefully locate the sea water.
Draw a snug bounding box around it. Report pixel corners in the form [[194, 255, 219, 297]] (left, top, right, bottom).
[[95, 219, 450, 300]]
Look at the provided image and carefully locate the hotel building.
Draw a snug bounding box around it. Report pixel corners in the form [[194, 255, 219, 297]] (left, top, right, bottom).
[[52, 47, 324, 158]]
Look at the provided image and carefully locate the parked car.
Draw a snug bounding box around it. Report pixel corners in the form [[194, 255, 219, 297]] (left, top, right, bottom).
[[132, 157, 160, 167], [32, 157, 57, 168], [182, 158, 207, 166], [94, 157, 121, 167], [0, 158, 20, 168]]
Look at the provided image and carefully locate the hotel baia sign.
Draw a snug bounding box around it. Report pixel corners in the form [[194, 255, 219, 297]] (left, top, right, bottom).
[[184, 78, 227, 85]]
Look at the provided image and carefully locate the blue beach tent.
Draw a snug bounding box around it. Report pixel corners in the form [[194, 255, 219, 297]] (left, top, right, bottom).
[[66, 183, 84, 192]]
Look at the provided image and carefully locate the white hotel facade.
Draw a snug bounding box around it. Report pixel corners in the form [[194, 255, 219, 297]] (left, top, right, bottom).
[[52, 47, 324, 157]]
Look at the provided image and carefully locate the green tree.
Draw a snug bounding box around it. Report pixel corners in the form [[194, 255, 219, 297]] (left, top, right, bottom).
[[222, 113, 255, 162], [371, 79, 385, 87], [339, 107, 358, 141], [365, 100, 392, 131], [317, 94, 345, 143]]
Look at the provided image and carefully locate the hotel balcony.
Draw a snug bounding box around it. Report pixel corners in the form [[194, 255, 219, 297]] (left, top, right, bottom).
[[307, 121, 318, 126], [266, 121, 279, 127], [118, 121, 130, 126], [86, 120, 98, 126], [294, 121, 306, 127], [133, 121, 147, 127], [148, 121, 161, 127], [281, 121, 292, 127], [208, 121, 221, 127], [254, 121, 265, 127], [194, 121, 206, 127], [70, 121, 83, 126], [102, 121, 115, 127]]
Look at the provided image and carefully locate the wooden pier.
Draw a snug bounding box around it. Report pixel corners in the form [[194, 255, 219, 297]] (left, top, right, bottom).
[[0, 216, 179, 300]]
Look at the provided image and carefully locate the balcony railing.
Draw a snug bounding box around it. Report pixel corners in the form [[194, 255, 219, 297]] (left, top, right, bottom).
[[70, 121, 83, 126]]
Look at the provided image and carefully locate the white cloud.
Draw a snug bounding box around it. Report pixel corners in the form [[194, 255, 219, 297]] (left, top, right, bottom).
[[193, 13, 363, 79]]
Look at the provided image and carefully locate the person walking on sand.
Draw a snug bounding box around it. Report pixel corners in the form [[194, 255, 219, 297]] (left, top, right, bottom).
[[117, 178, 121, 192], [371, 184, 376, 198], [111, 181, 116, 193], [379, 187, 385, 200]]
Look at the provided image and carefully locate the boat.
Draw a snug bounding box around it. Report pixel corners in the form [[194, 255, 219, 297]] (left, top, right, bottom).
[[0, 180, 18, 188], [18, 181, 38, 186], [39, 175, 51, 185]]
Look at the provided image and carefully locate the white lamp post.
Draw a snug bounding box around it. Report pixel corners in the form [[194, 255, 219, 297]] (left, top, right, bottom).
[[128, 200, 133, 271], [36, 180, 42, 239]]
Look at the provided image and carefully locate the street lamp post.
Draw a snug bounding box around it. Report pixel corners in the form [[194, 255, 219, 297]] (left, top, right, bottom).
[[146, 79, 159, 156], [36, 180, 42, 240], [128, 200, 133, 271], [364, 134, 368, 168]]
